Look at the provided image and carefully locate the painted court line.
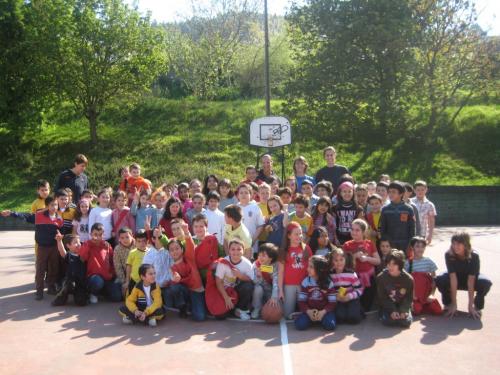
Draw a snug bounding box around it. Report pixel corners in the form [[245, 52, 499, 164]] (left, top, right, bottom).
[[280, 319, 294, 375]]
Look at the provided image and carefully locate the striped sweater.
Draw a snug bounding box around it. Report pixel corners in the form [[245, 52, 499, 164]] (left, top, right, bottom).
[[330, 271, 364, 301], [297, 276, 336, 312]]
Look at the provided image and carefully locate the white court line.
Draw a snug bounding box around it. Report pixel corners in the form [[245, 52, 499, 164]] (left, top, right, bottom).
[[280, 318, 294, 375]]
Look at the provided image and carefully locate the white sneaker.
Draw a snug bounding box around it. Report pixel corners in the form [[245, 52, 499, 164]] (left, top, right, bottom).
[[251, 308, 260, 320], [122, 316, 132, 325], [236, 308, 251, 321], [148, 318, 157, 327], [89, 294, 98, 304]]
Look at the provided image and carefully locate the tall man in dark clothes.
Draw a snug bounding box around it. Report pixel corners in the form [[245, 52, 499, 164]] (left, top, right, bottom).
[[55, 154, 89, 204], [257, 154, 281, 185], [314, 146, 350, 194]]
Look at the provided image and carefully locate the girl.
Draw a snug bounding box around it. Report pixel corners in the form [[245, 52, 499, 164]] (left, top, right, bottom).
[[88, 189, 113, 243], [264, 195, 289, 248], [311, 196, 337, 244], [342, 219, 380, 312], [293, 156, 315, 193], [329, 248, 363, 324], [159, 197, 184, 238], [333, 181, 364, 244], [202, 174, 219, 198], [111, 191, 135, 237], [131, 190, 157, 231], [177, 182, 193, 214], [152, 190, 166, 225], [309, 227, 336, 256], [218, 178, 237, 211], [436, 232, 492, 320], [189, 179, 203, 197], [295, 255, 336, 331], [284, 176, 297, 198], [72, 199, 91, 243], [269, 177, 280, 196], [376, 239, 392, 274], [278, 222, 313, 319]]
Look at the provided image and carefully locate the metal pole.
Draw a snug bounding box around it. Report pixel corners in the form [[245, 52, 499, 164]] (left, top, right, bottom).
[[264, 0, 271, 117]]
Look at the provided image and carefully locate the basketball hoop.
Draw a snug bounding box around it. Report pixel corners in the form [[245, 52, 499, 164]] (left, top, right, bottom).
[[267, 135, 274, 147]]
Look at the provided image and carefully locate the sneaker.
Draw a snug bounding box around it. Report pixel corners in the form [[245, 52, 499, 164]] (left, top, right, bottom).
[[235, 308, 251, 321], [89, 294, 98, 304], [35, 290, 43, 301], [122, 316, 133, 325], [148, 318, 157, 327], [251, 308, 260, 320]]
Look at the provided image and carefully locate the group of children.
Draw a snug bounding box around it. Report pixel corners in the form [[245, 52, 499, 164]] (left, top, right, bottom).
[[1, 148, 491, 330]]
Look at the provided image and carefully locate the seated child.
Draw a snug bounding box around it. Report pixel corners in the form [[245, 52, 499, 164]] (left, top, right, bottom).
[[52, 232, 87, 306], [214, 239, 255, 320], [405, 237, 442, 315], [295, 255, 336, 331], [119, 263, 165, 327], [309, 226, 336, 256], [125, 230, 149, 294], [376, 250, 414, 328], [329, 248, 363, 324], [251, 243, 280, 319]]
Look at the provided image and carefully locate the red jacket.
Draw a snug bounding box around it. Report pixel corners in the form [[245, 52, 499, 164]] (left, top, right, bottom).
[[79, 240, 115, 281], [171, 236, 203, 291], [194, 234, 219, 270]]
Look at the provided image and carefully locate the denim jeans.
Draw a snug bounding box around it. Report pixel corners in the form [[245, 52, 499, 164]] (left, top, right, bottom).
[[294, 311, 336, 331], [87, 275, 122, 302]]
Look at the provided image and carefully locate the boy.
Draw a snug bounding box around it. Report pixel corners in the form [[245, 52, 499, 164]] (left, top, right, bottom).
[[301, 180, 318, 212], [403, 182, 422, 237], [205, 192, 226, 245], [241, 165, 262, 186], [223, 205, 252, 259], [376, 239, 393, 274], [236, 184, 264, 258], [355, 184, 369, 213], [315, 180, 333, 199], [113, 227, 135, 296], [380, 181, 416, 252], [376, 250, 414, 327], [55, 189, 76, 235], [192, 214, 223, 284], [289, 194, 314, 242], [79, 223, 122, 303], [251, 243, 279, 319], [186, 193, 207, 230], [125, 230, 149, 293], [215, 239, 255, 320], [122, 163, 151, 204], [376, 181, 390, 206], [366, 194, 383, 246], [277, 187, 295, 214], [34, 196, 63, 300], [411, 180, 437, 245], [53, 232, 87, 306], [366, 181, 377, 197], [257, 183, 271, 218], [120, 263, 165, 327]]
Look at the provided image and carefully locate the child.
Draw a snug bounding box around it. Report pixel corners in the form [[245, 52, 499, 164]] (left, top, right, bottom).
[[122, 163, 151, 204], [236, 183, 264, 258], [315, 180, 333, 199], [268, 176, 280, 196], [56, 189, 76, 235], [142, 226, 172, 292], [131, 190, 157, 231], [251, 243, 280, 319], [52, 232, 87, 306], [190, 179, 203, 197], [342, 219, 380, 312], [223, 204, 252, 259], [436, 232, 492, 320], [311, 196, 337, 244], [277, 187, 295, 214], [205, 191, 226, 245], [376, 250, 413, 327], [278, 222, 313, 319], [333, 181, 364, 245], [177, 182, 193, 214], [293, 156, 315, 193], [284, 176, 297, 198], [380, 181, 416, 252], [355, 184, 369, 213], [72, 199, 91, 243], [191, 215, 223, 284], [376, 239, 393, 274], [112, 191, 135, 236], [88, 188, 113, 244], [202, 174, 219, 198], [185, 193, 207, 229], [404, 237, 442, 315], [119, 263, 165, 327], [300, 180, 318, 211], [257, 183, 271, 218], [118, 166, 130, 193], [159, 197, 184, 238], [366, 181, 377, 197], [366, 194, 383, 246], [113, 227, 135, 296], [79, 223, 122, 303], [289, 194, 313, 242], [329, 248, 363, 324], [241, 166, 262, 186], [379, 174, 391, 183], [403, 182, 422, 237], [376, 181, 390, 206], [152, 189, 167, 224], [34, 196, 63, 300], [164, 222, 206, 321], [215, 239, 255, 320], [263, 195, 289, 248], [309, 227, 336, 256], [125, 230, 149, 293], [217, 178, 238, 211], [411, 180, 437, 244], [295, 255, 336, 331]]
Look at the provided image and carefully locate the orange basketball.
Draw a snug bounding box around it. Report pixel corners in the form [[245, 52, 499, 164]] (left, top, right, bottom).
[[261, 300, 283, 323]]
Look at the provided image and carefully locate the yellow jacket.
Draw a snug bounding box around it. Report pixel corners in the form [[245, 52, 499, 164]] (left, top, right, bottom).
[[126, 281, 163, 316]]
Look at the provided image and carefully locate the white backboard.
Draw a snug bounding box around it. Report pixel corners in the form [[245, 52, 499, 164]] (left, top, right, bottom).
[[249, 116, 292, 148]]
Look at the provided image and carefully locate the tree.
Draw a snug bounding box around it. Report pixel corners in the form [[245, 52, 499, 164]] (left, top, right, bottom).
[[29, 0, 166, 144]]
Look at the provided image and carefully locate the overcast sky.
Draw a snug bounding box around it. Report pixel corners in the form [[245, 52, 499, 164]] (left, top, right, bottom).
[[128, 0, 499, 35]]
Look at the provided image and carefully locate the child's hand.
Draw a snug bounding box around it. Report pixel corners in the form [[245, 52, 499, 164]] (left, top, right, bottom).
[[1, 210, 11, 217], [316, 309, 326, 321], [307, 309, 317, 321], [468, 303, 481, 320], [55, 230, 64, 242], [232, 268, 244, 280], [399, 312, 408, 319], [134, 309, 143, 319], [337, 294, 349, 303], [172, 271, 181, 283], [133, 190, 140, 203], [278, 288, 284, 301], [139, 312, 146, 322], [445, 303, 457, 318], [144, 215, 152, 231], [390, 311, 400, 320], [224, 295, 234, 310], [268, 298, 278, 308], [181, 222, 190, 235], [282, 204, 288, 212], [265, 225, 273, 233]]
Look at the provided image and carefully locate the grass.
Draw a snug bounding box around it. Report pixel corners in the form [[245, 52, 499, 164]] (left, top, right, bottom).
[[1, 99, 499, 211]]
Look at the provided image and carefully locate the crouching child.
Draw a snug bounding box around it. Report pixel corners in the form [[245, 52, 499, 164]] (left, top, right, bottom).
[[251, 243, 280, 319]]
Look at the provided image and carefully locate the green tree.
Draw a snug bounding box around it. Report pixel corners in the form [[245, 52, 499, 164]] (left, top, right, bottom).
[[29, 0, 166, 144]]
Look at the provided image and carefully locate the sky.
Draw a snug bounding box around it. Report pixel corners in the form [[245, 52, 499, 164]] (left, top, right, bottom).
[[128, 0, 499, 36]]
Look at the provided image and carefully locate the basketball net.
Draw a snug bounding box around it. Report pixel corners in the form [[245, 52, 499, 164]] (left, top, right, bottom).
[[267, 135, 274, 147]]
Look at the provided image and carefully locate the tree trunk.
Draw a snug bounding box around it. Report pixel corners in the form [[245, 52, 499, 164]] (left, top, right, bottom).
[[87, 108, 98, 145]]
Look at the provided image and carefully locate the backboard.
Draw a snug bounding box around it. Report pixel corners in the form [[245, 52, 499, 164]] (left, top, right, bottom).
[[249, 116, 292, 148]]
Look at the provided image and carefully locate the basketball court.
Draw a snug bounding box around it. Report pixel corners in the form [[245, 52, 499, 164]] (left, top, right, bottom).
[[1, 227, 499, 375]]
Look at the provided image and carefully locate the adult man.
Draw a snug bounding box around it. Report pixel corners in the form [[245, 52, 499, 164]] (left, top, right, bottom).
[[257, 154, 281, 185], [55, 154, 89, 203], [314, 146, 350, 194]]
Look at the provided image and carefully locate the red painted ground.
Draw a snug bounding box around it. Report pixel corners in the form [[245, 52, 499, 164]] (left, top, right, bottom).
[[0, 227, 499, 375]]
